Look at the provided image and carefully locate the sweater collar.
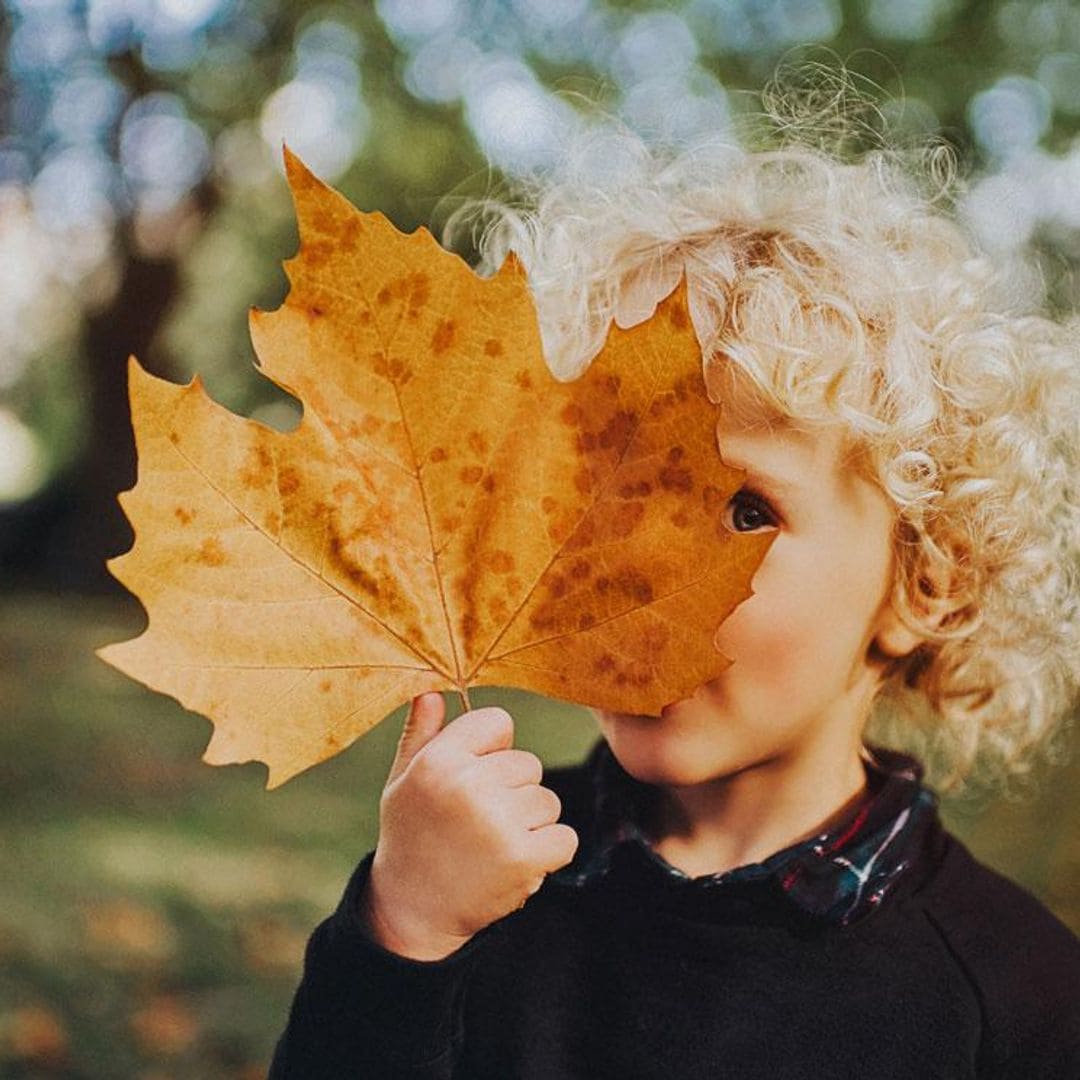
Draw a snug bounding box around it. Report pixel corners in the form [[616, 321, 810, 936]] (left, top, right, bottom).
[[551, 738, 940, 928]]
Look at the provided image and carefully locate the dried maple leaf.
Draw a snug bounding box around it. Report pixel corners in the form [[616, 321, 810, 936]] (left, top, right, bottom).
[[97, 148, 775, 787]]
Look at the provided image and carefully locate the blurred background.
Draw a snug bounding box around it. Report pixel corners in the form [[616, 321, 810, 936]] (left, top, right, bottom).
[[2, 0, 1079, 1075]]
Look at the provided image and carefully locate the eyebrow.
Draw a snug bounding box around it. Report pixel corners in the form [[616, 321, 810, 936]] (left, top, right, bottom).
[[719, 458, 802, 499]]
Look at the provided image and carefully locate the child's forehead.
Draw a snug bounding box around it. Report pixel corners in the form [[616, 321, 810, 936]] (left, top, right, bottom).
[[709, 366, 869, 478]]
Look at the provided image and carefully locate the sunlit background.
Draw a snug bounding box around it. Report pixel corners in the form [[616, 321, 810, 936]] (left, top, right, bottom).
[[2, 1, 1079, 1076]]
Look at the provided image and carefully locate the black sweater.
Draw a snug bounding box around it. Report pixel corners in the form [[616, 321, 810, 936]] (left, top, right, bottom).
[[269, 743, 1080, 1079]]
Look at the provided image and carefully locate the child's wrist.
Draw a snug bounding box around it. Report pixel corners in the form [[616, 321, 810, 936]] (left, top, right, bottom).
[[358, 881, 474, 962]]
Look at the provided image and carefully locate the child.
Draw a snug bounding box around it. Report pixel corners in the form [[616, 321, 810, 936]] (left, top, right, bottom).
[[268, 96, 1080, 1078]]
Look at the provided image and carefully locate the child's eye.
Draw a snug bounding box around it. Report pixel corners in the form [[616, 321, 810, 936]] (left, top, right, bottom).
[[722, 489, 780, 534]]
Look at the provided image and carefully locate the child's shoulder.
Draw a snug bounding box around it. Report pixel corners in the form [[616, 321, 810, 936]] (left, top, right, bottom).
[[915, 827, 1080, 1069], [918, 827, 1079, 953]]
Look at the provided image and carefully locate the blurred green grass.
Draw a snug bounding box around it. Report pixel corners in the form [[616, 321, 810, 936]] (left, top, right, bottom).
[[2, 591, 1077, 1077]]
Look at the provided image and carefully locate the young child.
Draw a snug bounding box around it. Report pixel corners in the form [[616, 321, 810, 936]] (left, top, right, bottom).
[[268, 101, 1080, 1078]]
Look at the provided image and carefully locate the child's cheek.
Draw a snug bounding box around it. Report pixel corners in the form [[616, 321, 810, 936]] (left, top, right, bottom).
[[713, 557, 824, 696]]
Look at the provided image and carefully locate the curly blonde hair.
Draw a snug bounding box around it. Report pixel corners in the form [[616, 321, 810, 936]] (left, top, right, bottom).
[[444, 88, 1080, 798]]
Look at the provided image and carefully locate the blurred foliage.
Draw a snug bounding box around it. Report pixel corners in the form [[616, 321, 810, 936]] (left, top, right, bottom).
[[2, 0, 1080, 521]]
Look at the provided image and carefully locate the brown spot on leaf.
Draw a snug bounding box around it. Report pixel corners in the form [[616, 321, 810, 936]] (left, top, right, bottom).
[[613, 568, 654, 604], [659, 464, 693, 493], [488, 550, 515, 574], [595, 575, 610, 594], [407, 272, 430, 316], [549, 575, 567, 599], [578, 612, 596, 630], [319, 679, 332, 694], [569, 559, 591, 580], [605, 373, 621, 395], [359, 309, 372, 325], [174, 507, 195, 525], [577, 431, 597, 452], [278, 467, 300, 496], [239, 444, 273, 490], [459, 465, 483, 484], [515, 370, 532, 389], [197, 538, 227, 567], [670, 510, 690, 528], [611, 501, 645, 538], [428, 446, 448, 463], [485, 339, 504, 356], [482, 474, 496, 493], [340, 217, 361, 249], [330, 541, 380, 597], [372, 352, 413, 383], [565, 515, 595, 550], [541, 496, 557, 514], [467, 431, 488, 456], [560, 403, 583, 426], [669, 301, 689, 330], [168, 431, 180, 445], [598, 409, 638, 451], [432, 319, 456, 354], [702, 485, 724, 511], [309, 305, 324, 318], [595, 653, 616, 673], [574, 467, 592, 495], [325, 538, 414, 620]]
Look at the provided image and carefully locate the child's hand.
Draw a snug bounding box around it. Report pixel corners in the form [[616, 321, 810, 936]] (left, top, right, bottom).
[[360, 692, 580, 961]]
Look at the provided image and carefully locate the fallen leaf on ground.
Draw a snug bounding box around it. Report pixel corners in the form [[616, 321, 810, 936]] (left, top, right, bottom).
[[129, 994, 198, 1056], [83, 899, 176, 967], [3, 1004, 68, 1065], [98, 148, 774, 787]]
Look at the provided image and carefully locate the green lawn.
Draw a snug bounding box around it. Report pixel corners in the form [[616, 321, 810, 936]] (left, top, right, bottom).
[[2, 592, 1077, 1077]]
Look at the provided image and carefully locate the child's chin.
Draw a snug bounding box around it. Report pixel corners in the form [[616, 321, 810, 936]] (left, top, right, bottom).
[[601, 715, 710, 787]]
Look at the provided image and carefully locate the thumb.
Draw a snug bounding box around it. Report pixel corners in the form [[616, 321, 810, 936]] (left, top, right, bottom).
[[386, 692, 446, 786]]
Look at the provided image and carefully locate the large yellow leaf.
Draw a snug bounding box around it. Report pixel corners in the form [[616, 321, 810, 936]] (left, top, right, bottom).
[[98, 149, 775, 788]]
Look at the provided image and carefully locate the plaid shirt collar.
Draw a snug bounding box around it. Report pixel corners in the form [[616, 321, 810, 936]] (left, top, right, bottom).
[[552, 738, 940, 928]]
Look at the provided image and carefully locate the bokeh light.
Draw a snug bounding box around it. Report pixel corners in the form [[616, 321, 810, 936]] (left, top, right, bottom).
[[259, 19, 367, 182], [969, 75, 1053, 161], [462, 57, 579, 173]]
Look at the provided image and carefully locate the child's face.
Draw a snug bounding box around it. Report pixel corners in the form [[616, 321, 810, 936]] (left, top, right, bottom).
[[596, 381, 904, 788]]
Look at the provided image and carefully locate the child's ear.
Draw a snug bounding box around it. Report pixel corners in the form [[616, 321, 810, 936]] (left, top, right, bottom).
[[872, 603, 928, 661], [871, 566, 963, 661]]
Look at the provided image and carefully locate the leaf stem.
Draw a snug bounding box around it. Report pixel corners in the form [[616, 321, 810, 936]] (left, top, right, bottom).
[[458, 687, 472, 713]]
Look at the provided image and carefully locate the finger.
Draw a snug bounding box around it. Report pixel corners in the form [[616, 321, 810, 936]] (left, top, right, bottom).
[[386, 692, 446, 786], [527, 823, 580, 873], [482, 748, 544, 788], [439, 706, 514, 757], [512, 784, 562, 830]]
